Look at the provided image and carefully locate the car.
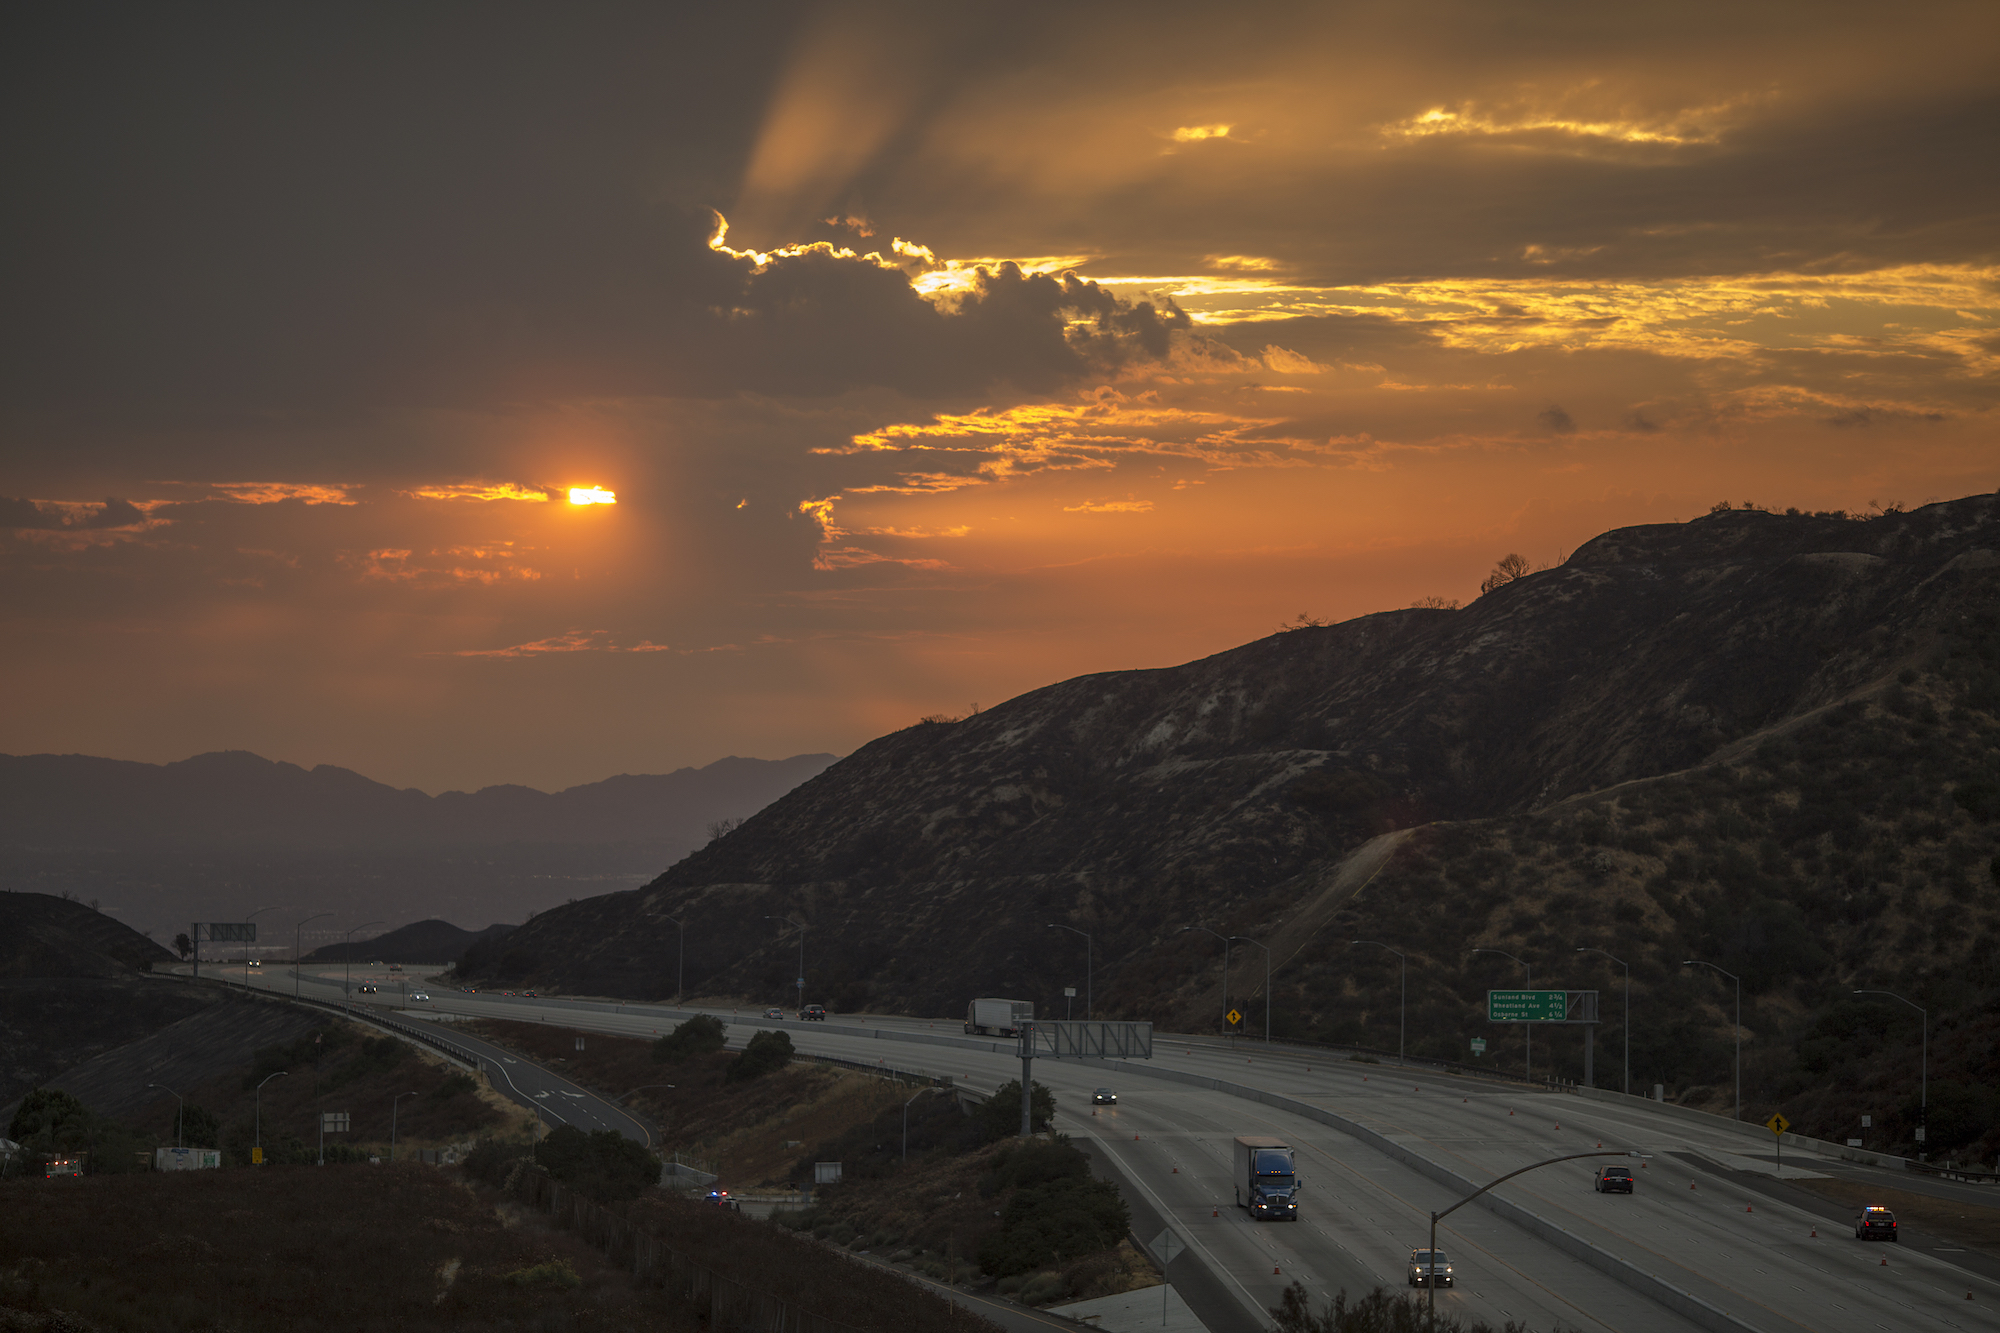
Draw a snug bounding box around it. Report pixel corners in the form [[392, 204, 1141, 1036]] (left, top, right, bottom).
[[358, 984, 377, 994], [764, 1007, 785, 1019], [1092, 1088, 1117, 1105], [1594, 1165, 1634, 1193], [502, 991, 514, 997], [1407, 1248, 1453, 1288], [523, 991, 536, 998], [1855, 1206, 1899, 1241], [409, 992, 430, 1001], [800, 1004, 828, 1021], [703, 1189, 739, 1210]]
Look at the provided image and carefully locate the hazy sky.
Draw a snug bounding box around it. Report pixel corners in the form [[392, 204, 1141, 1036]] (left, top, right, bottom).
[[4, 1, 1996, 792]]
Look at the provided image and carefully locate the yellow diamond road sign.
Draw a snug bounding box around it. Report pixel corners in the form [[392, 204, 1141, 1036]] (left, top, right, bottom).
[[1226, 1008, 1242, 1026], [1765, 1111, 1791, 1137]]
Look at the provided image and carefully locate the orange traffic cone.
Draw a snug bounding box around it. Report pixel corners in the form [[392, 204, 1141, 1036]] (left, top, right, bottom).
[[1509, 1110, 1514, 1116], [1810, 1229, 1817, 1238], [1689, 1181, 1697, 1190], [1172, 1166, 1178, 1173], [1881, 1258, 1889, 1267], [1273, 1265, 1281, 1276], [1746, 1205, 1754, 1214], [1212, 1208, 1218, 1217], [1134, 1133, 1140, 1140], [1596, 1142, 1602, 1148]]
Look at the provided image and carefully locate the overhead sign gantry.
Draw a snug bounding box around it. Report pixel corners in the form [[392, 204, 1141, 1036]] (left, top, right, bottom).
[[1015, 1021, 1154, 1136]]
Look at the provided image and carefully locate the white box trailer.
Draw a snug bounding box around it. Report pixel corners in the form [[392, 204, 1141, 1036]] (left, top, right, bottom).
[[965, 997, 1034, 1037], [155, 1147, 222, 1171]]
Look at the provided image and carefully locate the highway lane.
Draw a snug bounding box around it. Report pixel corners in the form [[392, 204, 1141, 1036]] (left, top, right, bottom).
[[249, 967, 655, 1147], [310, 980, 1706, 1332], [269, 974, 1999, 1331]]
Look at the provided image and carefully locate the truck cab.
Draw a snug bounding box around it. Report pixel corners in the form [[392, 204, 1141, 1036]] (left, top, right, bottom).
[[1233, 1136, 1300, 1220], [965, 997, 1034, 1037]]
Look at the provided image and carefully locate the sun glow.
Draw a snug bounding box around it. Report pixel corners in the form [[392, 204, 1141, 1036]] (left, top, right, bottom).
[[568, 487, 617, 506]]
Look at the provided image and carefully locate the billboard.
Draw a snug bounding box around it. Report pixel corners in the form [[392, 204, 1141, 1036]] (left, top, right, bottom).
[[204, 923, 257, 943], [155, 1147, 222, 1171]]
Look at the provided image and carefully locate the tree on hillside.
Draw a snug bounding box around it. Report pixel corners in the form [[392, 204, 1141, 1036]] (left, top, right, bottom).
[[652, 1013, 727, 1063], [1478, 553, 1532, 595], [727, 1029, 793, 1082], [173, 932, 193, 959], [533, 1125, 659, 1201], [975, 1079, 1056, 1140]]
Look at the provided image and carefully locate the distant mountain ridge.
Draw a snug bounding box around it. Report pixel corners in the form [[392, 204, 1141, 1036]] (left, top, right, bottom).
[[0, 751, 840, 851], [301, 917, 512, 964]]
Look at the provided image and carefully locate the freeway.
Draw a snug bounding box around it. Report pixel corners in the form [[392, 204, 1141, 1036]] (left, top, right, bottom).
[[263, 970, 2000, 1332]]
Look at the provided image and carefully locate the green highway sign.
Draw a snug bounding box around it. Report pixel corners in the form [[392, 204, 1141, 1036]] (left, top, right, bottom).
[[1488, 990, 1569, 1022]]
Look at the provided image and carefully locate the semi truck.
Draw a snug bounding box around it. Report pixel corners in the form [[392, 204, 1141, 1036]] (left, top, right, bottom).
[[1233, 1136, 1300, 1220], [965, 997, 1034, 1037]]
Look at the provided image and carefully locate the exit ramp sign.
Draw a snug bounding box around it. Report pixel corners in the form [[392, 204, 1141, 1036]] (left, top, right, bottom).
[[1488, 990, 1569, 1022]]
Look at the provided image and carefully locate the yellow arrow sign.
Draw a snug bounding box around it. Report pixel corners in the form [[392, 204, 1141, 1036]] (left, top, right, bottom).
[[1226, 1009, 1242, 1026], [1765, 1111, 1791, 1137]]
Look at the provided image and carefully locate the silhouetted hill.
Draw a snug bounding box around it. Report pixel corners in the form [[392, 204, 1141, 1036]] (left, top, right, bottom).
[[0, 890, 174, 979], [475, 494, 2000, 1156], [0, 752, 837, 945], [0, 751, 838, 851], [301, 918, 512, 964]]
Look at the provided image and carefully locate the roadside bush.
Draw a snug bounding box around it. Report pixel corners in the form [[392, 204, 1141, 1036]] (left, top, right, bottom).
[[973, 1080, 1055, 1141], [974, 1139, 1127, 1278], [1272, 1282, 1577, 1332], [727, 1029, 793, 1083], [534, 1125, 660, 1202], [501, 1258, 581, 1289], [462, 1136, 533, 1187], [653, 1014, 727, 1063]]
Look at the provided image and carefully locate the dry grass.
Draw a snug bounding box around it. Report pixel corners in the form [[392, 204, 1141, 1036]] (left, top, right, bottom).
[[464, 1017, 916, 1187], [0, 1164, 698, 1332], [1790, 1176, 2000, 1257], [130, 1017, 508, 1163]]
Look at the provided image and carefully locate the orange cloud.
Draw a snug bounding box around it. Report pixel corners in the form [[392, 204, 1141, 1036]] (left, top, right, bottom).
[[1063, 498, 1154, 513], [401, 482, 552, 503], [447, 629, 672, 658], [202, 482, 357, 505]]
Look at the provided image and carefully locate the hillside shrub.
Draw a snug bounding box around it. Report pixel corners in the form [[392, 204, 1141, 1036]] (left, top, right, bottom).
[[534, 1125, 660, 1202], [727, 1029, 793, 1083], [974, 1080, 1056, 1141], [1272, 1281, 1571, 1332], [653, 1014, 727, 1063], [974, 1139, 1128, 1277]]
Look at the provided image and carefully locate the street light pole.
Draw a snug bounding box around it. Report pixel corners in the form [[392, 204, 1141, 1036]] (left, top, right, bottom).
[[246, 905, 278, 990], [1472, 949, 1531, 1085], [344, 921, 385, 997], [391, 1091, 417, 1163], [1683, 960, 1742, 1120], [255, 1071, 287, 1162], [1232, 936, 1273, 1042], [147, 1083, 185, 1149], [1352, 941, 1406, 1064], [666, 914, 686, 1005], [295, 912, 333, 998], [902, 1086, 941, 1162], [1854, 989, 1927, 1153], [764, 915, 806, 1012], [1576, 947, 1630, 1095], [1422, 1151, 1649, 1315], [1046, 924, 1093, 1020], [1179, 926, 1231, 1036]]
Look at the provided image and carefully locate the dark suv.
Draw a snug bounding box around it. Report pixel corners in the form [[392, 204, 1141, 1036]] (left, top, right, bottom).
[[800, 1004, 828, 1021], [1593, 1166, 1634, 1194], [1854, 1207, 1899, 1241]]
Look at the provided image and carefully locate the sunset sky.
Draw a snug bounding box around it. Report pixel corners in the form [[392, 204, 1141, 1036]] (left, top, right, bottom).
[[4, 1, 1996, 793]]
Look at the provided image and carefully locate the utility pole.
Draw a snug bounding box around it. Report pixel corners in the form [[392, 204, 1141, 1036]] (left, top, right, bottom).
[[1576, 946, 1630, 1095]]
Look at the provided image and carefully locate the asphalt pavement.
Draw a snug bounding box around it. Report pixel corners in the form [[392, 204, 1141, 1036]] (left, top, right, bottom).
[[246, 970, 2000, 1333]]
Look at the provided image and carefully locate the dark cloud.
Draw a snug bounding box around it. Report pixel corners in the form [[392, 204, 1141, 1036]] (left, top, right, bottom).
[[1537, 405, 1577, 433], [0, 496, 143, 530]]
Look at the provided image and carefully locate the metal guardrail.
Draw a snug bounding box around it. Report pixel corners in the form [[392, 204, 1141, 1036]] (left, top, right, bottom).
[[289, 993, 483, 1070]]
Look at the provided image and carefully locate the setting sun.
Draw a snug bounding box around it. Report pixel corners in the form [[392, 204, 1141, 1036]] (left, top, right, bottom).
[[567, 487, 616, 506]]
